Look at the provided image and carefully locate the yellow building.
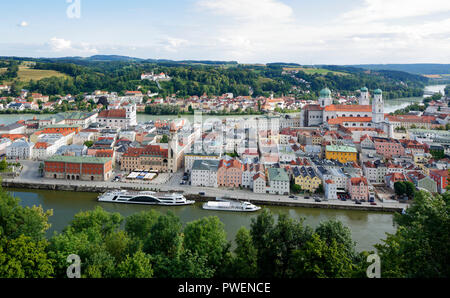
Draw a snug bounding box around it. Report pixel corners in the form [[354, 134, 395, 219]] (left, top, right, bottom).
[[293, 167, 321, 193], [325, 145, 357, 163]]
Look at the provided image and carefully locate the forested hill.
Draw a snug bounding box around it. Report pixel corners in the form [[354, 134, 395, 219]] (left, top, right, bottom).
[[0, 56, 428, 99], [350, 64, 450, 75]]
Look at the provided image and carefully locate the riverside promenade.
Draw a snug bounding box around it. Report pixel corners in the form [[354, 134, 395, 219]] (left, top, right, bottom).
[[2, 175, 407, 213]]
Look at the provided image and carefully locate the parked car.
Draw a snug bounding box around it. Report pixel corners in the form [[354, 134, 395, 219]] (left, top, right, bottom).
[[289, 195, 295, 199], [199, 192, 205, 196], [314, 198, 321, 202], [355, 200, 362, 205], [304, 196, 310, 199], [370, 202, 377, 206]]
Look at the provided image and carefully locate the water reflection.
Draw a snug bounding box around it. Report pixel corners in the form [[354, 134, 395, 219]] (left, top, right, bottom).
[[8, 188, 396, 252]]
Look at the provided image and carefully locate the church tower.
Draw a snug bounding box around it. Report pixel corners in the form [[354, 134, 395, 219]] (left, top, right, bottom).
[[168, 124, 179, 173], [359, 87, 370, 105], [372, 89, 384, 124], [319, 88, 332, 108]]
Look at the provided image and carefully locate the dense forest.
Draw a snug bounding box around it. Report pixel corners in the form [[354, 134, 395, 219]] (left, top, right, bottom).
[[0, 185, 448, 278], [0, 56, 429, 100], [352, 64, 450, 75]]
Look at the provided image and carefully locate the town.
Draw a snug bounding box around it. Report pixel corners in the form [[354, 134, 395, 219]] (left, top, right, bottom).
[[1, 84, 448, 210]]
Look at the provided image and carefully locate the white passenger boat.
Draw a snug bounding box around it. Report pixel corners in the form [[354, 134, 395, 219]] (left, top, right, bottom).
[[98, 190, 195, 206], [202, 197, 261, 212]]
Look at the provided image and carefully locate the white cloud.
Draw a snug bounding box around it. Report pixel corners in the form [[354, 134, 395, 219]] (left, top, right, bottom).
[[48, 37, 98, 55], [163, 37, 188, 52], [197, 0, 293, 21], [49, 38, 72, 52], [341, 0, 450, 23], [17, 21, 29, 27]]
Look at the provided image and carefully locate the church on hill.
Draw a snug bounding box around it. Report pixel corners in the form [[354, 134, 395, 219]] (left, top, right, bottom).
[[300, 87, 393, 137]]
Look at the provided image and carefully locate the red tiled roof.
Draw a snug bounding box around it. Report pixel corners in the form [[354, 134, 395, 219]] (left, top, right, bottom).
[[324, 104, 371, 112], [98, 109, 126, 118], [34, 142, 50, 149], [350, 177, 368, 185], [328, 117, 372, 125]]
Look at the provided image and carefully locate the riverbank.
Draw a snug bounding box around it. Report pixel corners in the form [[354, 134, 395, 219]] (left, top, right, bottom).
[[2, 179, 405, 213]]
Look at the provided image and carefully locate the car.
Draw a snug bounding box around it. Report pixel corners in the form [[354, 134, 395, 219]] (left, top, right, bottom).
[[355, 200, 362, 205], [304, 196, 310, 199], [314, 198, 321, 202], [199, 192, 205, 196], [341, 198, 347, 201], [361, 199, 366, 202], [289, 195, 295, 199], [370, 202, 377, 206]]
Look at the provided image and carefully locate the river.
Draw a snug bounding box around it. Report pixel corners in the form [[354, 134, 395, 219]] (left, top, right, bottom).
[[6, 188, 396, 252], [4, 88, 433, 252]]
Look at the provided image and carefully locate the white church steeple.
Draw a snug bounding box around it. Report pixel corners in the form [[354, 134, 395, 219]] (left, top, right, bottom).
[[319, 88, 332, 108], [372, 89, 384, 123], [359, 87, 370, 105]]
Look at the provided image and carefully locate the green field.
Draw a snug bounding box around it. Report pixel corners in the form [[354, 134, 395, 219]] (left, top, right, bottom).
[[16, 66, 69, 82], [283, 67, 349, 76], [1, 64, 69, 84]]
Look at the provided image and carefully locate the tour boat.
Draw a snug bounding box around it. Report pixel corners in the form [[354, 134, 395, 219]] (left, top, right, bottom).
[[202, 197, 261, 212], [98, 190, 194, 206]]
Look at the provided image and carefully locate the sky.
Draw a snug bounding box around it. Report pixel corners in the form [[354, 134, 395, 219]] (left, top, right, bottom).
[[1, 0, 450, 64]]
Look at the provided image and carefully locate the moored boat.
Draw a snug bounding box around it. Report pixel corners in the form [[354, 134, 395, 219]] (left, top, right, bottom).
[[202, 197, 261, 212], [98, 190, 194, 206]]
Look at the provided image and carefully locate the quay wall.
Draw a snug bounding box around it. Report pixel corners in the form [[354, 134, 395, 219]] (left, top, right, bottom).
[[2, 180, 403, 213]]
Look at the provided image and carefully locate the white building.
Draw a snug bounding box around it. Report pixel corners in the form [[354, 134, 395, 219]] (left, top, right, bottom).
[[324, 179, 337, 200], [267, 168, 290, 195], [0, 138, 12, 156], [6, 139, 34, 160], [191, 159, 219, 187], [242, 163, 265, 189], [184, 153, 221, 172], [73, 132, 95, 145], [253, 173, 267, 194]]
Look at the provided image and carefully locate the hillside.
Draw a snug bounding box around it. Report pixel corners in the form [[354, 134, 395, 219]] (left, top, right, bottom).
[[0, 57, 428, 100], [350, 64, 450, 75]]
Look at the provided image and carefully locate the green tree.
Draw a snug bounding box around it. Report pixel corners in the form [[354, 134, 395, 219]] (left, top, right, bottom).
[[394, 181, 407, 196], [232, 227, 257, 278], [404, 181, 416, 199], [0, 188, 53, 241], [115, 250, 153, 278], [125, 210, 160, 241], [183, 216, 230, 273], [0, 233, 54, 278], [83, 141, 94, 148], [0, 158, 7, 171], [160, 135, 169, 143], [143, 211, 182, 258], [289, 233, 355, 278], [375, 191, 450, 277]]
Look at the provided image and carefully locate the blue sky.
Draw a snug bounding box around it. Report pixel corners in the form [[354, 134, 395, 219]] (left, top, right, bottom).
[[1, 0, 450, 64]]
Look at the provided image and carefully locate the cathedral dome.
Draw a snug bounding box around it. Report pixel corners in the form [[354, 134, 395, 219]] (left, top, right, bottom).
[[320, 88, 331, 97]]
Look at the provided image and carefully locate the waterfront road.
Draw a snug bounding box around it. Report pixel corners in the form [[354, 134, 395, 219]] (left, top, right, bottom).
[[3, 160, 408, 212]]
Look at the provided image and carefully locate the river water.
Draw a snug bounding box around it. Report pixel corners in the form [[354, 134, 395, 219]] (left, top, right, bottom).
[[7, 188, 396, 252], [3, 88, 435, 252]]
